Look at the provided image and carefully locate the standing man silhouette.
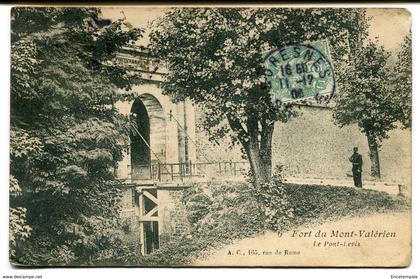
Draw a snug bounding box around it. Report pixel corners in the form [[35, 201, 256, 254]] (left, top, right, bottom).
[[349, 147, 363, 188]]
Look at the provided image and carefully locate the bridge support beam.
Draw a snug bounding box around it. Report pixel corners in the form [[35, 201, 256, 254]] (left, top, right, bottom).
[[137, 187, 159, 255]]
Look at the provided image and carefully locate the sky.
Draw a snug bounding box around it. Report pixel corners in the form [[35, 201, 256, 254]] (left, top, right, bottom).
[[366, 8, 411, 50], [101, 7, 166, 45], [101, 7, 411, 51]]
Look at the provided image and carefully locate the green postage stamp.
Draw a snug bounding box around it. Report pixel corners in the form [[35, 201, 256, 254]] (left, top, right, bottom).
[[265, 40, 335, 104]]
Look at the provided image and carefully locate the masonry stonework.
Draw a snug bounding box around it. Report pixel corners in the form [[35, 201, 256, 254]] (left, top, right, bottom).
[[195, 106, 410, 183]]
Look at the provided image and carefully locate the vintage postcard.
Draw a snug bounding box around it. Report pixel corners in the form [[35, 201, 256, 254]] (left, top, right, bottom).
[[9, 6, 411, 267]]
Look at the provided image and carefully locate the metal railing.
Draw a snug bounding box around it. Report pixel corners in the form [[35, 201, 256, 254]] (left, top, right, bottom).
[[128, 161, 249, 182]]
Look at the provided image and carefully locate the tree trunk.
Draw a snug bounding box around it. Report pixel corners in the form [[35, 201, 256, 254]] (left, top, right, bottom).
[[245, 136, 270, 186], [366, 133, 381, 178], [260, 121, 274, 180], [227, 114, 274, 186]]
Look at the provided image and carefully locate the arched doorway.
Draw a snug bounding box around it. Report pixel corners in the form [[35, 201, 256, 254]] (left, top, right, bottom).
[[130, 98, 151, 179], [130, 93, 166, 180], [130, 94, 166, 255]]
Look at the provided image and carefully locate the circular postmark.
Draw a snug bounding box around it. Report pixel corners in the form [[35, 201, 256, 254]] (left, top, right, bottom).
[[264, 41, 336, 105]]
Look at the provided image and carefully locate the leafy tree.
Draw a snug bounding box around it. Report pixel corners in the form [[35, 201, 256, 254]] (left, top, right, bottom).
[[391, 33, 412, 129], [150, 8, 368, 185], [10, 7, 141, 265], [333, 41, 395, 178]]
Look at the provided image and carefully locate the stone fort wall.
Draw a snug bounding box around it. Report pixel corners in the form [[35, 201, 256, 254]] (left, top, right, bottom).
[[195, 106, 411, 184]]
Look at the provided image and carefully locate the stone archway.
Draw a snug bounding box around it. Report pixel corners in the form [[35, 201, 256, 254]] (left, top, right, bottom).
[[130, 93, 166, 180]]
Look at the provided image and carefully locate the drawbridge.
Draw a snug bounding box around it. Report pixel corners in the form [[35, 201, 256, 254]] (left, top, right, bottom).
[[119, 109, 250, 255]]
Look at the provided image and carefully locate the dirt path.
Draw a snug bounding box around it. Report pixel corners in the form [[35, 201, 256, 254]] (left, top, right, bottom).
[[194, 211, 411, 267], [284, 177, 406, 196]]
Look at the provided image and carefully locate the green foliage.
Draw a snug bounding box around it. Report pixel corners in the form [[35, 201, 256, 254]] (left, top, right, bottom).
[[390, 34, 412, 129], [192, 182, 265, 239], [332, 38, 409, 177], [256, 166, 294, 231], [9, 205, 32, 258], [180, 186, 212, 224], [333, 40, 396, 143], [150, 8, 368, 183], [135, 180, 408, 266], [138, 181, 265, 266], [285, 184, 409, 226], [10, 7, 142, 265], [16, 221, 141, 266], [150, 9, 367, 124]]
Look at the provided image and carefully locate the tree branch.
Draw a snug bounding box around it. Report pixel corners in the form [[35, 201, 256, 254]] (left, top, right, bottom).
[[226, 113, 249, 149]]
